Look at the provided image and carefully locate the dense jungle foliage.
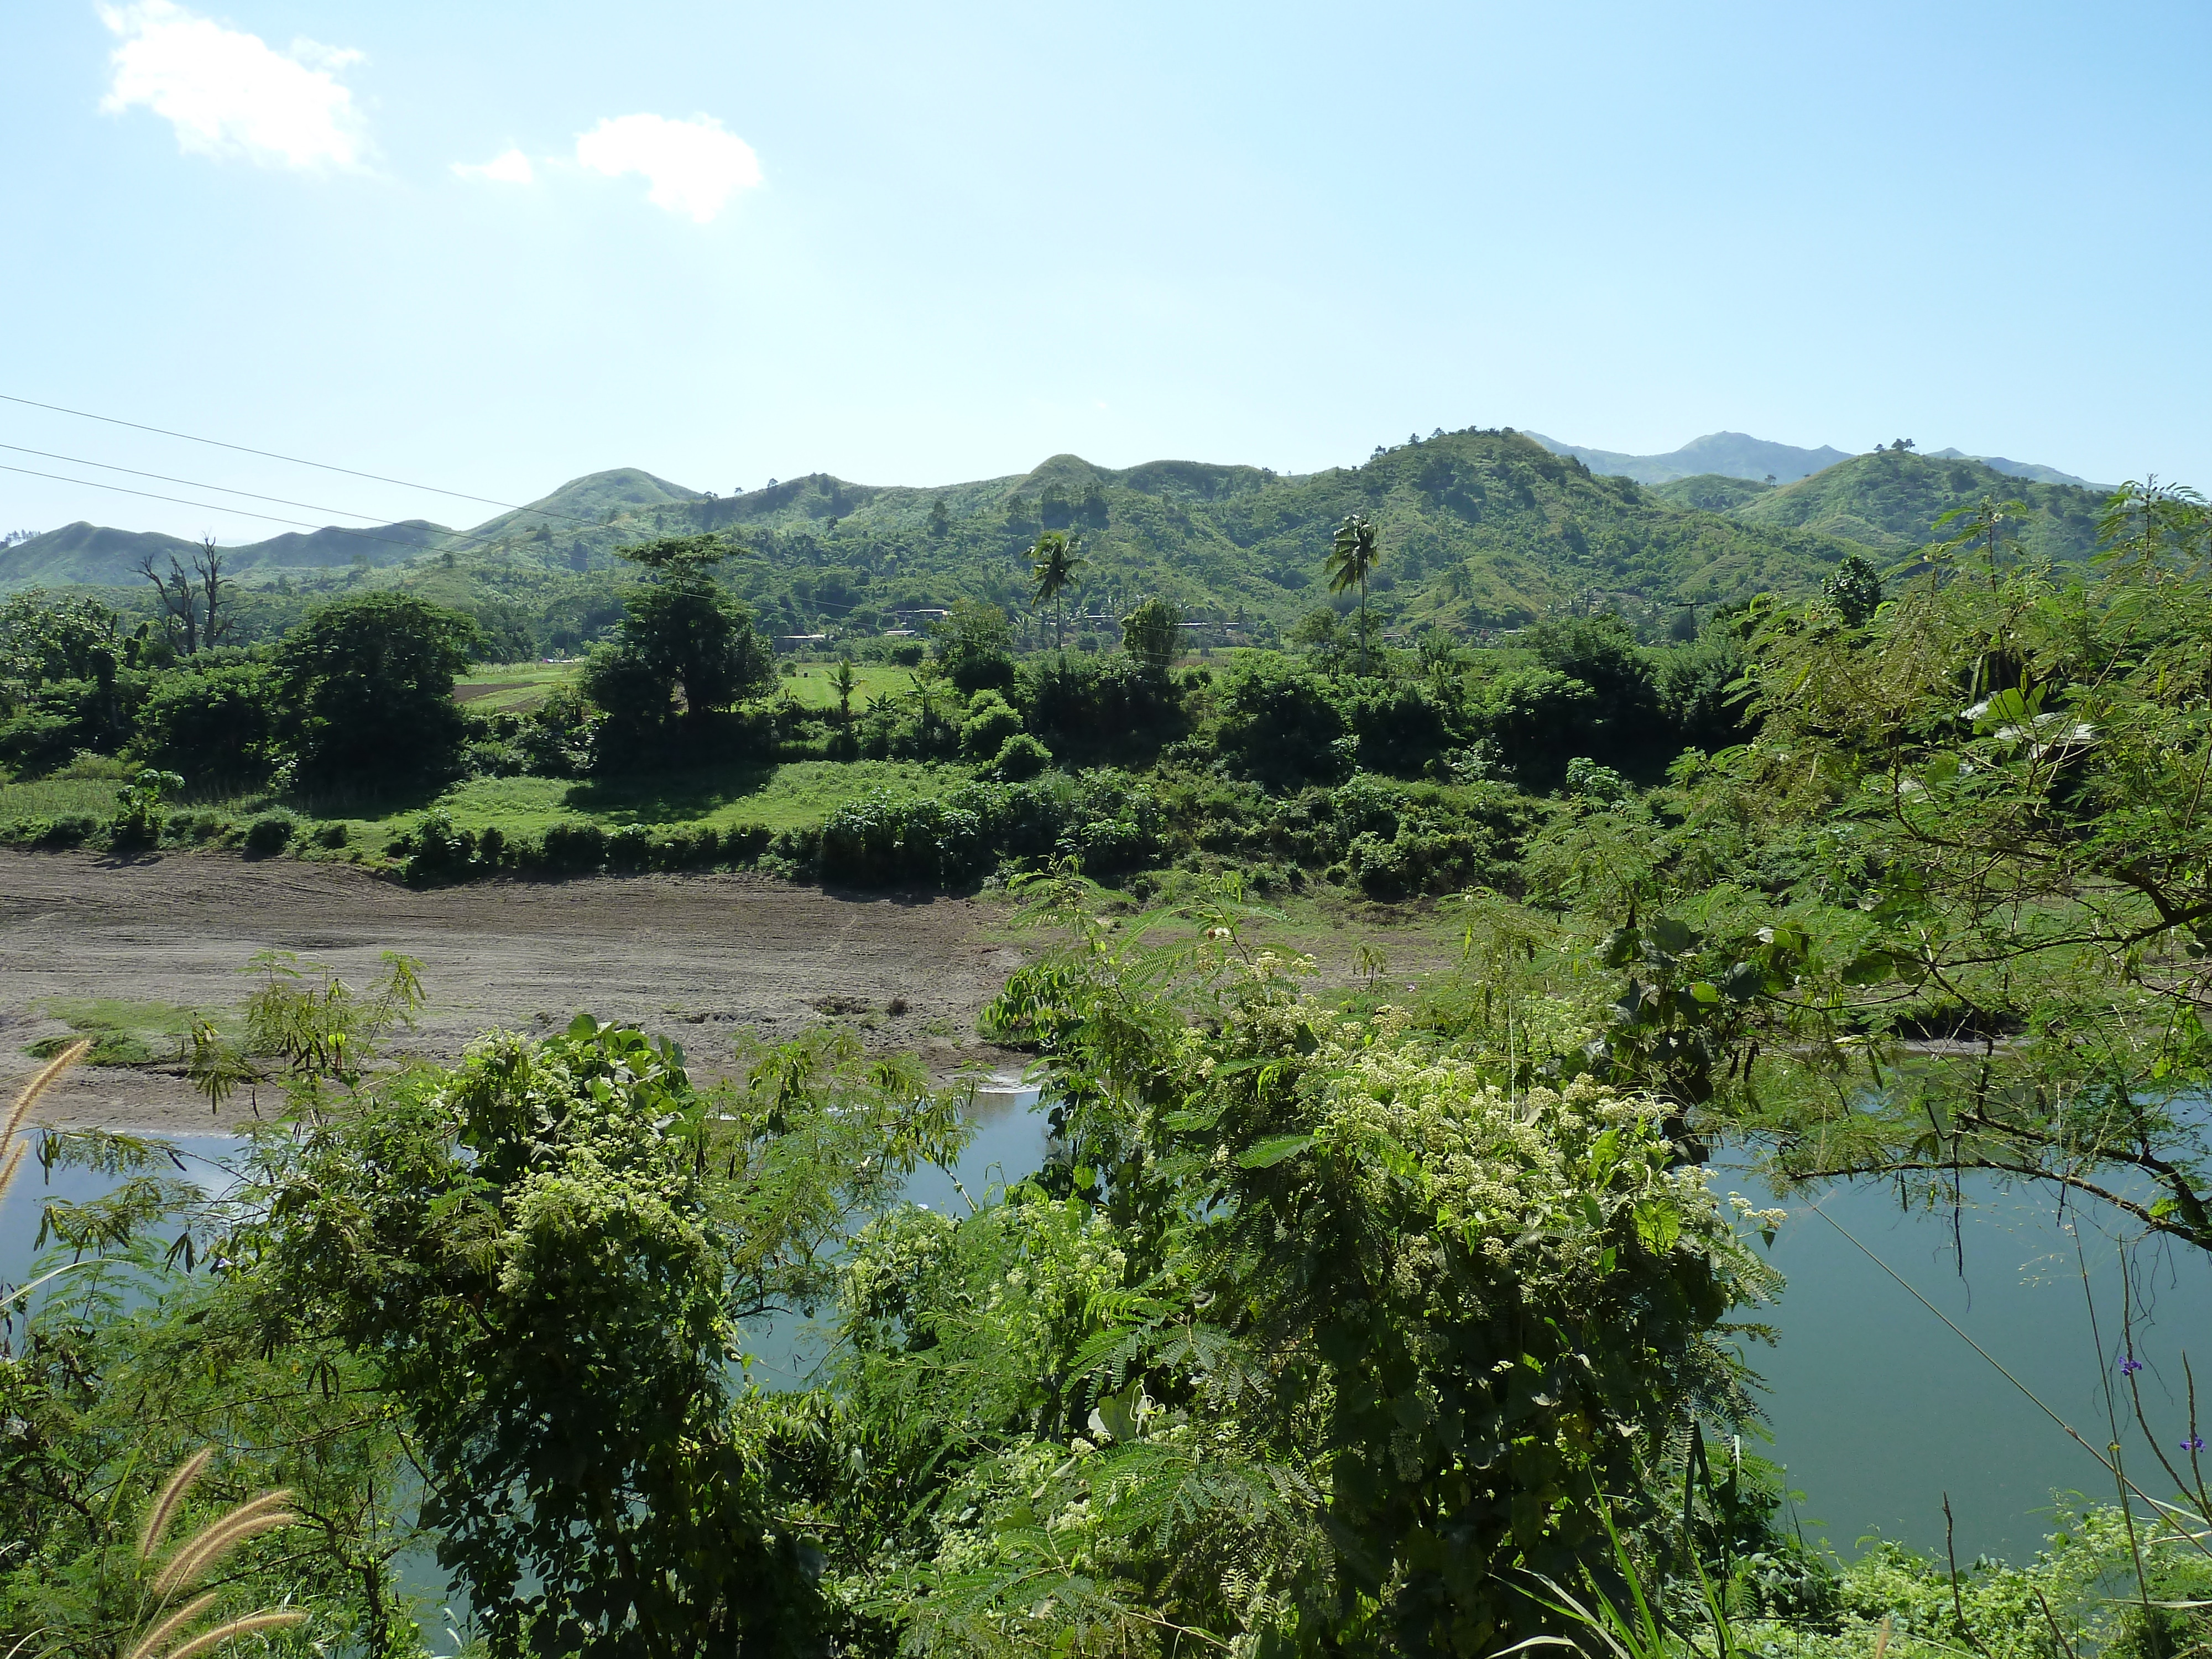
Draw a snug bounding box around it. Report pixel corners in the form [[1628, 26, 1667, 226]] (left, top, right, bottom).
[[9, 877, 2212, 1659], [7, 461, 2212, 1659]]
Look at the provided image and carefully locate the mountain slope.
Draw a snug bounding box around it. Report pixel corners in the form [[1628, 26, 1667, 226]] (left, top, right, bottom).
[[0, 522, 206, 587], [1730, 450, 2106, 561], [0, 516, 451, 588], [1527, 430, 1852, 486], [1, 434, 1892, 639], [1922, 448, 2103, 489], [402, 430, 1867, 638]]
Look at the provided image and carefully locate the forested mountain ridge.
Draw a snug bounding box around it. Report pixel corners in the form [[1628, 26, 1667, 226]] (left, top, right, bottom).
[[455, 429, 1874, 638], [0, 429, 2117, 641], [1728, 447, 2109, 562]]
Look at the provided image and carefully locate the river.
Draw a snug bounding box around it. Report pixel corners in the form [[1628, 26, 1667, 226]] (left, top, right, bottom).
[[7, 1098, 2209, 1565]]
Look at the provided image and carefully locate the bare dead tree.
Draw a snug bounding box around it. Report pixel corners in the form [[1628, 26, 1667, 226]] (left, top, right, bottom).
[[137, 551, 200, 655], [195, 538, 232, 649]]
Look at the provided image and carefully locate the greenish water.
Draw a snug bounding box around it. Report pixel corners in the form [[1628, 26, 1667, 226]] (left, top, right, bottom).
[[1741, 1167, 2212, 1562], [8, 1114, 2209, 1567]]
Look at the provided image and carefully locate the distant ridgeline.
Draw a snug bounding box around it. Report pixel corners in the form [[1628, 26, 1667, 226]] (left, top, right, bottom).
[[0, 429, 2117, 640]]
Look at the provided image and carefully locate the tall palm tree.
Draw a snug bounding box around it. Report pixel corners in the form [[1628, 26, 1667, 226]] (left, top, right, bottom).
[[830, 657, 858, 723], [1029, 531, 1086, 650], [1326, 513, 1383, 674]]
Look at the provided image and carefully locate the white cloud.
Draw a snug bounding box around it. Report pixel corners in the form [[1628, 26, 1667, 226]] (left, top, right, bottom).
[[452, 148, 535, 185], [574, 113, 761, 223], [98, 0, 368, 170]]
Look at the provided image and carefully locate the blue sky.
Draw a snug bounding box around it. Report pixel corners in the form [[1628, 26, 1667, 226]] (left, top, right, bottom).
[[3, 1, 2205, 542]]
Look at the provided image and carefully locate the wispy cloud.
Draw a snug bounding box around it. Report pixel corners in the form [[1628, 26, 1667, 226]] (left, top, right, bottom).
[[98, 0, 368, 171], [574, 114, 761, 223], [452, 148, 534, 185]]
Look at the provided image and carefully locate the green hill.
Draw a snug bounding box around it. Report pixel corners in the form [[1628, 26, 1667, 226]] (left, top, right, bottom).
[[404, 429, 1866, 638], [0, 517, 453, 588], [1650, 474, 1776, 513], [1728, 449, 2107, 562], [4, 430, 1898, 642]]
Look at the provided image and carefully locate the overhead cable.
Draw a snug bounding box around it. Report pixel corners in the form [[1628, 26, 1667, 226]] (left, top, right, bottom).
[[0, 390, 603, 527]]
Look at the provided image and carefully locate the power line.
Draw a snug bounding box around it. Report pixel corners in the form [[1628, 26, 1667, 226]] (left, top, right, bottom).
[[0, 462, 521, 560], [0, 390, 604, 528], [0, 441, 452, 532]]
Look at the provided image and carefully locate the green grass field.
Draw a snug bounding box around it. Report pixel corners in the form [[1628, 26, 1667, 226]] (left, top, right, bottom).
[[774, 661, 917, 712], [0, 777, 124, 822], [453, 660, 582, 713], [304, 758, 975, 848]]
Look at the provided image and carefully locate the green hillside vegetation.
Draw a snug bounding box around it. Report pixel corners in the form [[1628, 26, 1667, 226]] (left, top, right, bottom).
[[1650, 473, 1776, 512], [1730, 446, 2107, 560], [7, 431, 1872, 645]]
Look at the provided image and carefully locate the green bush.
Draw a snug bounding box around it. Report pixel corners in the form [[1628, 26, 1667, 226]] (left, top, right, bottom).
[[241, 811, 298, 858], [819, 790, 986, 886], [312, 821, 350, 848], [959, 690, 1024, 760], [105, 768, 182, 852], [990, 732, 1051, 781], [534, 820, 607, 873], [164, 810, 227, 844], [605, 824, 653, 872], [128, 658, 280, 789]]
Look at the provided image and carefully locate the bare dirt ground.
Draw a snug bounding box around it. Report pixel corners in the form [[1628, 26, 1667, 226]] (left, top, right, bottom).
[[0, 849, 1033, 1132]]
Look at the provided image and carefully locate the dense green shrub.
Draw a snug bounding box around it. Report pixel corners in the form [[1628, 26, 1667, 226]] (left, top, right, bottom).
[[241, 811, 298, 857], [990, 732, 1051, 781], [278, 593, 482, 791], [1211, 653, 1351, 787], [959, 690, 1024, 759], [930, 599, 1017, 695], [1469, 667, 1598, 790], [818, 791, 986, 886], [0, 673, 148, 775], [127, 657, 280, 789], [605, 824, 653, 871], [534, 820, 608, 873], [1019, 653, 1186, 765], [1524, 613, 1667, 775], [105, 768, 182, 852]]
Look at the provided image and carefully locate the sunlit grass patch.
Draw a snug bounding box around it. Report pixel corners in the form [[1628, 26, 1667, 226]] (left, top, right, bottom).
[[0, 778, 123, 821], [27, 997, 234, 1067]]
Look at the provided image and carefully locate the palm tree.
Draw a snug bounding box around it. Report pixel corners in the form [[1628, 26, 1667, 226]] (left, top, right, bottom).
[[1029, 530, 1086, 650], [830, 657, 858, 723], [1326, 513, 1383, 674]]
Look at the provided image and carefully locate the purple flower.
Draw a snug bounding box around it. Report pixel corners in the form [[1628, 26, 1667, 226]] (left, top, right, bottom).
[[2183, 1436, 2205, 1454], [2121, 1357, 2144, 1376]]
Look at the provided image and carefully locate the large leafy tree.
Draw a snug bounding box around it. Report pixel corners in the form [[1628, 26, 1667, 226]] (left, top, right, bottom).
[[581, 534, 774, 747], [1325, 513, 1382, 675], [1119, 596, 1183, 675], [276, 592, 482, 791], [222, 1011, 968, 1659], [929, 597, 1016, 694]]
